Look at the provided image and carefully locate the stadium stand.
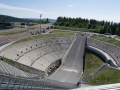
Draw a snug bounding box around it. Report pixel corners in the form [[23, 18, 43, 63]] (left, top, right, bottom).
[[0, 36, 75, 77], [0, 33, 120, 89], [87, 38, 120, 67], [0, 60, 39, 78]]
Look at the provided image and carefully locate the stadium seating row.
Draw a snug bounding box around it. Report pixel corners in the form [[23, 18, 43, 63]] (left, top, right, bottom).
[[0, 60, 39, 78], [87, 38, 120, 66], [0, 36, 75, 76]]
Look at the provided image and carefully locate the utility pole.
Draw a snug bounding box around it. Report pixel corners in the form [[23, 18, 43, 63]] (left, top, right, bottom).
[[40, 14, 42, 33]]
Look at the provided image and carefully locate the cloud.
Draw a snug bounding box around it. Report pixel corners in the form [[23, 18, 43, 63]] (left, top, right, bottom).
[[67, 4, 75, 7], [0, 3, 42, 13], [0, 3, 57, 15]]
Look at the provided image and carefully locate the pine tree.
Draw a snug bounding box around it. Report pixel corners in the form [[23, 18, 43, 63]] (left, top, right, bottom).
[[46, 18, 49, 23], [0, 19, 5, 22]]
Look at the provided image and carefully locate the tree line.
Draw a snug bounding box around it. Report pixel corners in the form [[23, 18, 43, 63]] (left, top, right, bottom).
[[0, 14, 33, 22], [54, 16, 120, 36]]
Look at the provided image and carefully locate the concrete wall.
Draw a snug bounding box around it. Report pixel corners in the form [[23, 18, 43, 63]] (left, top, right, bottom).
[[87, 45, 118, 68]]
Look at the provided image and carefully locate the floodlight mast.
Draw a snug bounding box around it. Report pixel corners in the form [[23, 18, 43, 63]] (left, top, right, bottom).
[[40, 14, 42, 33]]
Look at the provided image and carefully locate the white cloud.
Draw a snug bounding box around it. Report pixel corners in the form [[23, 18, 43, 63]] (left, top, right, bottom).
[[67, 5, 75, 7], [0, 3, 42, 13], [0, 3, 57, 15]]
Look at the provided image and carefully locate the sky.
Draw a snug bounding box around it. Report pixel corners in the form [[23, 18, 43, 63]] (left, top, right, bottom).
[[0, 0, 120, 22]]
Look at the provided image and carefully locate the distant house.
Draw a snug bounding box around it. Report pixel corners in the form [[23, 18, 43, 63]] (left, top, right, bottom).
[[0, 22, 5, 29], [0, 22, 14, 29], [5, 22, 14, 29], [20, 22, 27, 28]]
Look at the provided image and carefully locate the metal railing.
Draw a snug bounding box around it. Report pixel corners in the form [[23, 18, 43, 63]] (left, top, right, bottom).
[[0, 74, 66, 90]]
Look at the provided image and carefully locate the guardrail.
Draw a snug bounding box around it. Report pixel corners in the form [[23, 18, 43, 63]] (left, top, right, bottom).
[[0, 74, 65, 90], [87, 38, 120, 67], [83, 63, 108, 83]]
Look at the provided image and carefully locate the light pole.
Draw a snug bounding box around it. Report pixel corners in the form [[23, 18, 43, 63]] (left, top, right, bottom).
[[40, 14, 42, 33]]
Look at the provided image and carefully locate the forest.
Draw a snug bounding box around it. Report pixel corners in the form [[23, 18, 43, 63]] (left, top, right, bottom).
[[0, 14, 34, 22], [54, 16, 120, 36], [0, 14, 51, 25]]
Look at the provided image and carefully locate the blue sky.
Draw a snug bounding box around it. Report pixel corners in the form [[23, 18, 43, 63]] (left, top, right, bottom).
[[0, 0, 120, 22]]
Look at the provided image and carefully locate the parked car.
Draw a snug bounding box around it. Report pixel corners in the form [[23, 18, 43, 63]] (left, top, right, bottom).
[[46, 27, 49, 29], [50, 26, 54, 29]]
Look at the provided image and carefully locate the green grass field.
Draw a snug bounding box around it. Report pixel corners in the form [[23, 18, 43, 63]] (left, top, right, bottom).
[[87, 66, 120, 85], [54, 26, 99, 32], [82, 50, 104, 80], [91, 35, 120, 46], [51, 29, 71, 33], [116, 36, 120, 39], [12, 32, 74, 44], [83, 49, 120, 85], [0, 30, 28, 36]]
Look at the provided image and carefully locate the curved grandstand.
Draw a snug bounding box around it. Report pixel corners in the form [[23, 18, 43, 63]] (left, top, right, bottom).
[[87, 38, 120, 67], [0, 30, 120, 89], [0, 36, 75, 77]]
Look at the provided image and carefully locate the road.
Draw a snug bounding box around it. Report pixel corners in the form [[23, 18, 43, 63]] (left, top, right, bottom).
[[0, 23, 53, 32], [0, 24, 53, 43]]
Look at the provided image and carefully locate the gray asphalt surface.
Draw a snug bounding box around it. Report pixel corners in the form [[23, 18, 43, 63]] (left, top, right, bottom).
[[0, 24, 53, 43], [48, 35, 86, 86]]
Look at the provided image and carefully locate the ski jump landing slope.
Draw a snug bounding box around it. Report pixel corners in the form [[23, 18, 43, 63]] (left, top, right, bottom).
[[46, 35, 87, 88]]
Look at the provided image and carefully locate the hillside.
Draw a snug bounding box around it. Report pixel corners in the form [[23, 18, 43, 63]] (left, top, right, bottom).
[[0, 14, 33, 22], [24, 18, 56, 23]]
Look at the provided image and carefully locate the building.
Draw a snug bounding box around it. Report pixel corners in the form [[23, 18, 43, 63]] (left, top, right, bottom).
[[0, 22, 14, 29], [20, 22, 27, 28]]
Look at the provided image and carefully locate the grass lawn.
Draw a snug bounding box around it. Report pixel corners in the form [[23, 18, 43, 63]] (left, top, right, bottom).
[[12, 32, 74, 44], [116, 36, 120, 39], [27, 23, 38, 26], [82, 50, 104, 80], [83, 49, 120, 85], [54, 26, 100, 32], [51, 29, 71, 33], [87, 66, 120, 85], [0, 30, 28, 36], [91, 35, 120, 46]]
